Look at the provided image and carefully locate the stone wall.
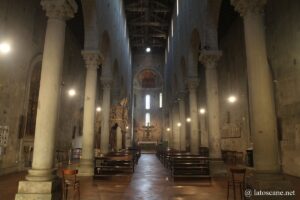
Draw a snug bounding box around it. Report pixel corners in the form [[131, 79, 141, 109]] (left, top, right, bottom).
[[0, 0, 85, 175], [218, 0, 300, 177], [133, 53, 164, 143], [56, 29, 85, 151], [265, 0, 300, 177], [218, 18, 251, 154]]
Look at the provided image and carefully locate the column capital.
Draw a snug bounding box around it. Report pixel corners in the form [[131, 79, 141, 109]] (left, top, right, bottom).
[[230, 0, 267, 16], [186, 77, 199, 90], [41, 0, 78, 20], [82, 50, 102, 70], [171, 96, 179, 106], [101, 78, 113, 89], [176, 91, 186, 101], [199, 50, 222, 69]]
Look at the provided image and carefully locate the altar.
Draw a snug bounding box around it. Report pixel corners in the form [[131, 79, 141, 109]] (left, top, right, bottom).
[[138, 141, 157, 153], [137, 123, 158, 152]]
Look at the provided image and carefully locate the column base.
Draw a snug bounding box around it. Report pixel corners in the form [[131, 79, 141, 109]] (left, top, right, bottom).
[[246, 173, 296, 200], [78, 159, 94, 176], [26, 168, 56, 181], [210, 159, 227, 177], [15, 178, 62, 200]]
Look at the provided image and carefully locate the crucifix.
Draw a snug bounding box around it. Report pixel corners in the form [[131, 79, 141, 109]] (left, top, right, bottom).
[[142, 123, 154, 140]]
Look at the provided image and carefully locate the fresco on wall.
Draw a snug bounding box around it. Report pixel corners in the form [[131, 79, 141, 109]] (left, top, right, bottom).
[[136, 69, 162, 89]]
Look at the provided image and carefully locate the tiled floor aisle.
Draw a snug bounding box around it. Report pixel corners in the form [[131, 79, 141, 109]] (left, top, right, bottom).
[[1, 154, 300, 200], [79, 154, 227, 200]]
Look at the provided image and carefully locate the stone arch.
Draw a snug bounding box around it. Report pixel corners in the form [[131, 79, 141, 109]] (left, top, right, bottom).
[[171, 73, 179, 96], [188, 28, 201, 76], [218, 0, 238, 42], [112, 59, 119, 76], [100, 31, 112, 76], [120, 76, 126, 97], [24, 55, 43, 138], [179, 56, 187, 88], [81, 0, 99, 49], [112, 59, 120, 88], [23, 53, 43, 121], [100, 30, 111, 60], [134, 68, 163, 89], [20, 53, 43, 167]]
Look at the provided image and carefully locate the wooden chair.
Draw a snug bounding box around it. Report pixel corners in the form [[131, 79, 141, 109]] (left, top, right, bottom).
[[227, 168, 246, 200], [62, 169, 80, 200]]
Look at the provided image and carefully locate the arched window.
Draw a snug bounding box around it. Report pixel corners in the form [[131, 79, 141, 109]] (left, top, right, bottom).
[[25, 64, 42, 136], [145, 94, 151, 109], [159, 93, 163, 108], [145, 113, 151, 126]]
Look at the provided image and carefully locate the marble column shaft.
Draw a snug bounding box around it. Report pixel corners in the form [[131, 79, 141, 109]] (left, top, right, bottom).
[[101, 79, 112, 153], [200, 50, 222, 159], [80, 51, 100, 176], [26, 0, 77, 181], [172, 103, 180, 150], [231, 0, 279, 172], [200, 114, 208, 147], [178, 97, 186, 151], [187, 78, 200, 154]]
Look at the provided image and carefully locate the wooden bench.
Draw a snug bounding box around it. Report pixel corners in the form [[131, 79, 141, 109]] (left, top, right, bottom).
[[170, 155, 211, 179], [94, 152, 135, 178], [165, 152, 191, 169], [199, 147, 209, 157], [126, 147, 141, 164]]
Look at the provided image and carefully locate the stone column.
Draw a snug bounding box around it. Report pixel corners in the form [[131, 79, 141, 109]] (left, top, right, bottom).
[[200, 113, 209, 147], [178, 95, 186, 151], [165, 110, 172, 145], [79, 51, 100, 176], [116, 126, 122, 150], [167, 111, 173, 148], [199, 50, 222, 159], [187, 78, 200, 154], [172, 103, 180, 150], [16, 1, 77, 199], [231, 0, 279, 172], [100, 78, 112, 154]]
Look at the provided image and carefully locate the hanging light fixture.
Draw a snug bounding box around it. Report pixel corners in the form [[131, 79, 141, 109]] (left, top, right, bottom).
[[228, 95, 237, 103], [199, 108, 206, 115], [0, 42, 11, 54]]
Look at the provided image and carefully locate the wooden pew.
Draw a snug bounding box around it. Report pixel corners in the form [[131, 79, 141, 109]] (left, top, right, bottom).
[[127, 147, 141, 164], [94, 152, 135, 178], [169, 154, 211, 179]]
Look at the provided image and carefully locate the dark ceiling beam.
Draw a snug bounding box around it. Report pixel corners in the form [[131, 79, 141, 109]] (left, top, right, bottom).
[[152, 0, 169, 9], [129, 22, 168, 27], [145, 0, 150, 44], [150, 27, 167, 34], [131, 43, 165, 47], [125, 7, 170, 13], [150, 13, 168, 23], [130, 33, 167, 39], [131, 39, 165, 45], [129, 15, 146, 23]]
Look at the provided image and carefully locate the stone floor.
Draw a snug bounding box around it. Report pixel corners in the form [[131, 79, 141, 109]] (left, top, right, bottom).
[[0, 154, 299, 200]]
